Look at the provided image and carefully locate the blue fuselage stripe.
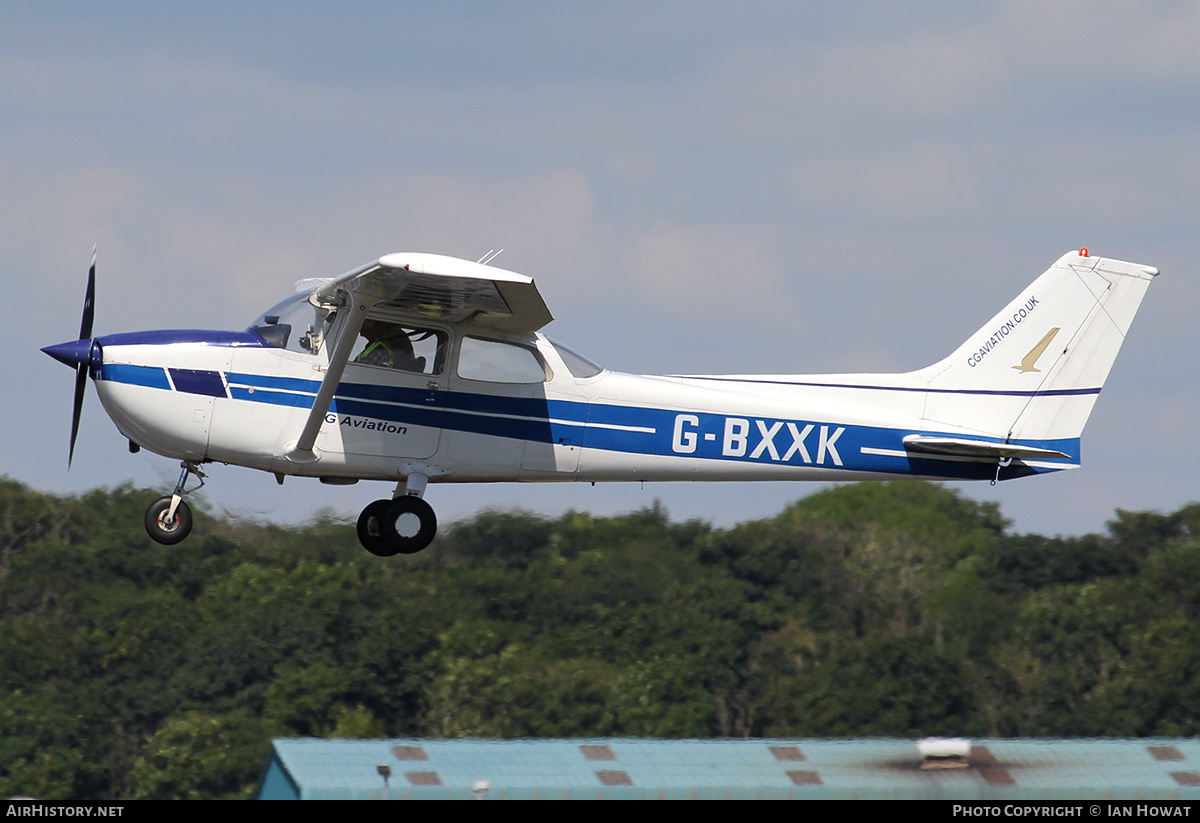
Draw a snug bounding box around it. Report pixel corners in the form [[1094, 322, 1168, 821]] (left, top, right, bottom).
[[169, 368, 227, 398], [675, 375, 1102, 398], [102, 368, 1080, 478], [100, 364, 172, 390]]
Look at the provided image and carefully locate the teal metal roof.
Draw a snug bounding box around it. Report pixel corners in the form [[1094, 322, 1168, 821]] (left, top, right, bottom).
[[257, 738, 1200, 800]]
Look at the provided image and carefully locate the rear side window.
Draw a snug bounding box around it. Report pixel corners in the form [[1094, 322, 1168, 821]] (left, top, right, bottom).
[[549, 339, 603, 379], [457, 337, 550, 383]]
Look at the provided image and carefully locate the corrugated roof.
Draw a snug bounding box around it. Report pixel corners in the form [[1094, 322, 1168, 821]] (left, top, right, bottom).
[[257, 738, 1200, 800]]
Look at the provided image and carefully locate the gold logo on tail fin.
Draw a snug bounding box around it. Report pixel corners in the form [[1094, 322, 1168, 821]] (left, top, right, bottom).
[[1013, 327, 1061, 373]]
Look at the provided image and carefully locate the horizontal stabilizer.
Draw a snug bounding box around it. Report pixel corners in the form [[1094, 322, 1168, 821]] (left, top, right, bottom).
[[902, 435, 1071, 462]]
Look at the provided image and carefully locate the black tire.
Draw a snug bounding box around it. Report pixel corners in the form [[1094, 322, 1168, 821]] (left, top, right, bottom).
[[381, 496, 437, 554], [144, 496, 193, 545], [357, 499, 398, 557]]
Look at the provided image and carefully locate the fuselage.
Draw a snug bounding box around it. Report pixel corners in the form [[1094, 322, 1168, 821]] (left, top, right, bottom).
[[87, 318, 1076, 488]]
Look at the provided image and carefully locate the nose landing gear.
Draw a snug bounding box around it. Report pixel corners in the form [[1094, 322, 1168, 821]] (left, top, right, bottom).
[[145, 461, 205, 545]]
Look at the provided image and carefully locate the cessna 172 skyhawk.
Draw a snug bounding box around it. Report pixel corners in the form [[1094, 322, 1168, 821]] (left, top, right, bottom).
[[43, 248, 1157, 556]]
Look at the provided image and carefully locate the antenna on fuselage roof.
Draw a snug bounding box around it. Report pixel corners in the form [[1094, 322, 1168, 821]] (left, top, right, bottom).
[[477, 249, 503, 266]]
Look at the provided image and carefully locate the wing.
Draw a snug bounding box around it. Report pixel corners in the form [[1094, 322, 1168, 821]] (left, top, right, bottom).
[[314, 252, 553, 332], [288, 253, 552, 462]]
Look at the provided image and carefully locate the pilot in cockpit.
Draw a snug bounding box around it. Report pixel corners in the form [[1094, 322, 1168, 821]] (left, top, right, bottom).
[[356, 320, 421, 371]]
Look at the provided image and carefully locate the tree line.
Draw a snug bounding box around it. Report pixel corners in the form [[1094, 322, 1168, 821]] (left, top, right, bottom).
[[2, 477, 1198, 799]]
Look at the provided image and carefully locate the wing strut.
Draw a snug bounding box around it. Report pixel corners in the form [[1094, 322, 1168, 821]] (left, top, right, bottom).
[[286, 292, 372, 462]]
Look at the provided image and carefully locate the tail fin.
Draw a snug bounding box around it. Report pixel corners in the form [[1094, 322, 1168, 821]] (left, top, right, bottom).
[[913, 250, 1157, 448]]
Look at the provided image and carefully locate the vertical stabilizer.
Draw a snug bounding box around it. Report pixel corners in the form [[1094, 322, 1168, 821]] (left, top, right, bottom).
[[913, 250, 1157, 445]]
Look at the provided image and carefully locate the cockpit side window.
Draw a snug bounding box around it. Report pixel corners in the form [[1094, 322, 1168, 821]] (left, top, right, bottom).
[[349, 320, 447, 375]]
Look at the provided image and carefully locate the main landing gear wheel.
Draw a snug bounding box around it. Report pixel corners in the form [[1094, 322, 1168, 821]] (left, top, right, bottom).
[[356, 496, 438, 556], [145, 496, 193, 545], [356, 499, 395, 557]]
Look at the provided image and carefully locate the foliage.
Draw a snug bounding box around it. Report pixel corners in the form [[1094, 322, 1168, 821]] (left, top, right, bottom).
[[2, 476, 1199, 798]]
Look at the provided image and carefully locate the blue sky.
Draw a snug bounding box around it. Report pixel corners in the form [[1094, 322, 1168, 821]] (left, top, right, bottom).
[[5, 1, 1197, 535]]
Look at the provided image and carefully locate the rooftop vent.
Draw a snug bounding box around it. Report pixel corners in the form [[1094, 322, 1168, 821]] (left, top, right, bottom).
[[917, 738, 971, 770]]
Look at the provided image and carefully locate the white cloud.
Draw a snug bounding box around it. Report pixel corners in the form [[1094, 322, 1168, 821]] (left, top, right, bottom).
[[791, 143, 977, 216], [626, 221, 796, 320]]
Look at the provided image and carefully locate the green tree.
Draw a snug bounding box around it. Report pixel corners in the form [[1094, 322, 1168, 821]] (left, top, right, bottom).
[[128, 712, 276, 800]]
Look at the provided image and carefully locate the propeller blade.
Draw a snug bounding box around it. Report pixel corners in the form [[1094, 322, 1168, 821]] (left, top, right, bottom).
[[67, 247, 96, 468], [69, 362, 88, 468], [79, 246, 96, 341]]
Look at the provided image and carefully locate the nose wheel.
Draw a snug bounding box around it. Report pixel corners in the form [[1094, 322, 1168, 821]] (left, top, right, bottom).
[[145, 496, 193, 545], [145, 461, 204, 545], [356, 496, 437, 556]]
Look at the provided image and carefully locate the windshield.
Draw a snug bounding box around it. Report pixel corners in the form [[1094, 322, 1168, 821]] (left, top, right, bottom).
[[249, 293, 336, 354]]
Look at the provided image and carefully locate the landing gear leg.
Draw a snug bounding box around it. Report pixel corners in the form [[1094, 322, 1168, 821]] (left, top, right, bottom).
[[992, 456, 1013, 486], [145, 461, 205, 545], [355, 473, 438, 556]]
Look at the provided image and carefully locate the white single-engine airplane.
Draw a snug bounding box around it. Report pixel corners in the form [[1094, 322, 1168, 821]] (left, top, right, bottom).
[[44, 248, 1157, 555]]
